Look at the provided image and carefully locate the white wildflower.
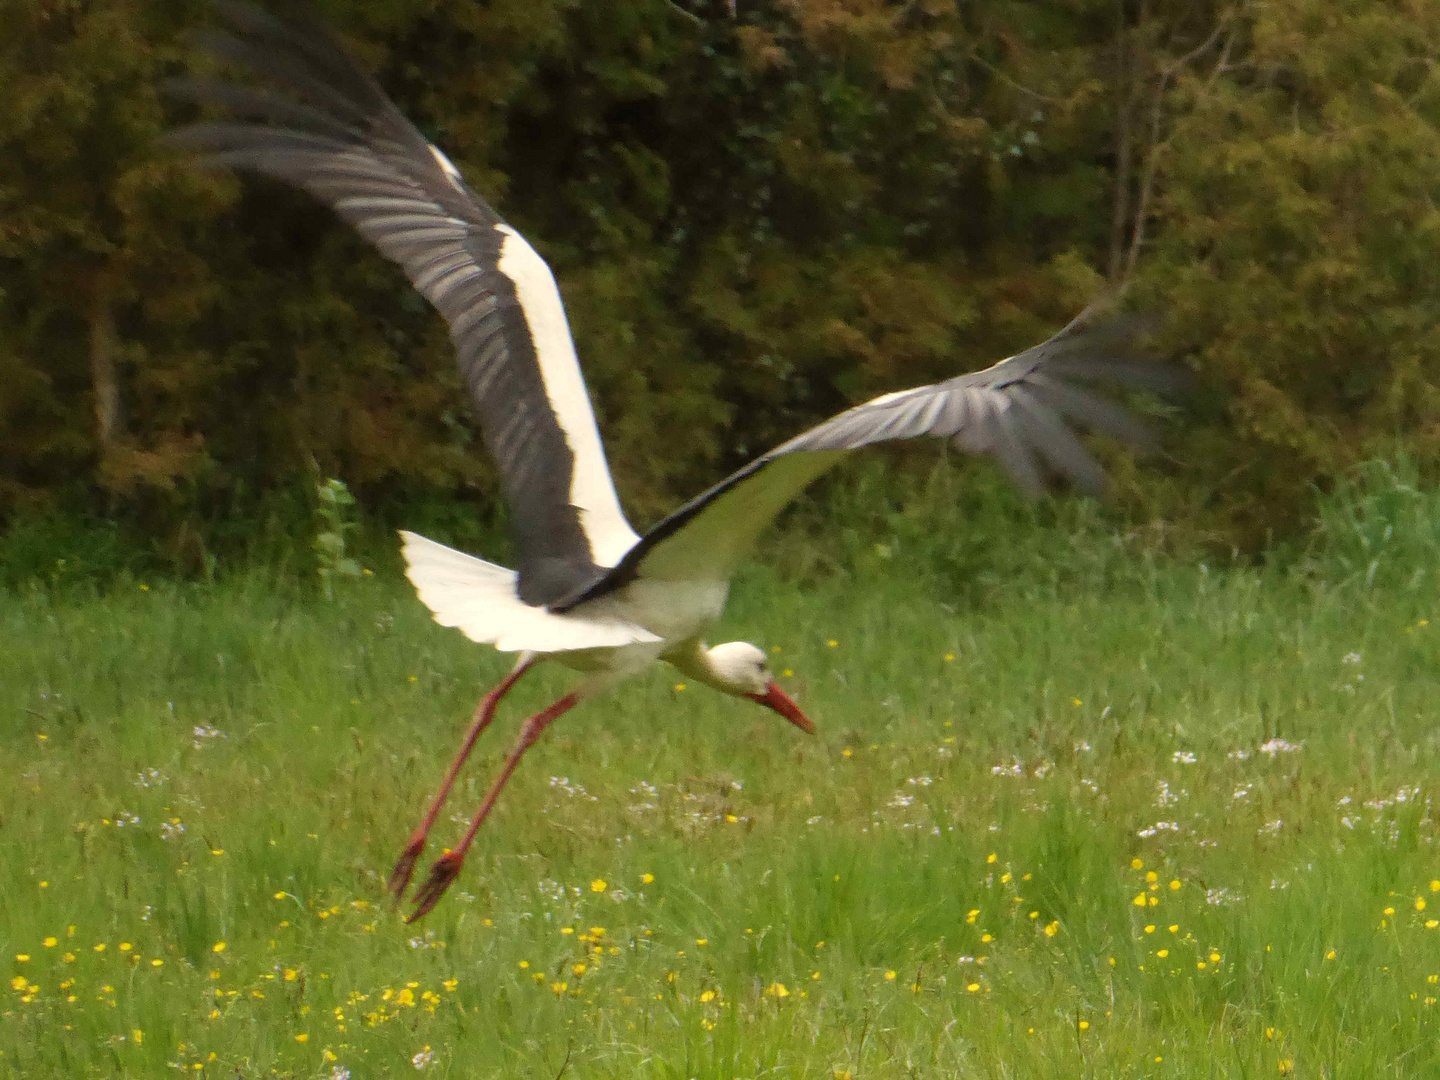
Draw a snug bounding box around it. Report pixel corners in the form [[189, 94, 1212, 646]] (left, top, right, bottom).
[[191, 725, 226, 750], [1137, 821, 1180, 838]]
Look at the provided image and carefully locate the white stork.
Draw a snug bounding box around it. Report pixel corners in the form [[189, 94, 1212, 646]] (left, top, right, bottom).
[[170, 3, 1180, 920]]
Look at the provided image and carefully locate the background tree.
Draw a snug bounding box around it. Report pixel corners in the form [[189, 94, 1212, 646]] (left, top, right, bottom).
[[1, 0, 1438, 573]]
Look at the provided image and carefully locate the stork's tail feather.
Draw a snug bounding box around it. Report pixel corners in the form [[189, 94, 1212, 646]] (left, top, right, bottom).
[[398, 531, 658, 652]]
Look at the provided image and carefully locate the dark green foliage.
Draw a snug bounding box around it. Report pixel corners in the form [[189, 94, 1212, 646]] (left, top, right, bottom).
[[1141, 0, 1440, 546], [2, 0, 1440, 574]]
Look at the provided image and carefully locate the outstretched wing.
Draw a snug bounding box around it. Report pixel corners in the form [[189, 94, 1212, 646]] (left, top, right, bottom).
[[167, 2, 639, 606], [556, 309, 1180, 610]]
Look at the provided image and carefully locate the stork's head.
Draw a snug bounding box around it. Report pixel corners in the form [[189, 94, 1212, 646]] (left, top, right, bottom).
[[705, 642, 814, 733]]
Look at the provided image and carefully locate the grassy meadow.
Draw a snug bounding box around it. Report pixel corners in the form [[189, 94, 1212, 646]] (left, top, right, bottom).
[[4, 466, 1440, 1078]]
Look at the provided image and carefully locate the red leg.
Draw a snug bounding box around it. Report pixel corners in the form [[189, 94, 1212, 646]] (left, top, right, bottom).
[[386, 653, 536, 902], [407, 690, 580, 923]]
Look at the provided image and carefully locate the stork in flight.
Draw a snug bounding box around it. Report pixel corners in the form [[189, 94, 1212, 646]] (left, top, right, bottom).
[[170, 4, 1179, 921]]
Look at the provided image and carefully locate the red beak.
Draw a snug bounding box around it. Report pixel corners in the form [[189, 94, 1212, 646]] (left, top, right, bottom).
[[747, 679, 815, 734]]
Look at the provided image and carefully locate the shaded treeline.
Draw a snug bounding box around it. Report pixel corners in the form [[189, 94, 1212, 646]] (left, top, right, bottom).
[[3, 0, 1440, 573]]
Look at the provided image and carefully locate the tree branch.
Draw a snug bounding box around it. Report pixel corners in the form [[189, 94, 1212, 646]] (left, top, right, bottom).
[[1124, 10, 1237, 280]]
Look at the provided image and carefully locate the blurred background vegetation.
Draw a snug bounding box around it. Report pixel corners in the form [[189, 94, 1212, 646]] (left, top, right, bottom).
[[3, 0, 1440, 582]]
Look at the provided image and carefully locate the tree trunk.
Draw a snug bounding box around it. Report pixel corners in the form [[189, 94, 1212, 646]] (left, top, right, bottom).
[[89, 278, 121, 456], [1108, 3, 1134, 283]]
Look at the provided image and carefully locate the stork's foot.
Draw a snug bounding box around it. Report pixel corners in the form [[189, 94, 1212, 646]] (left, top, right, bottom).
[[386, 831, 427, 904], [407, 850, 465, 923]]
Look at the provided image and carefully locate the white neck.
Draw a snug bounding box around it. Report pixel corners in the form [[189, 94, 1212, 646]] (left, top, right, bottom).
[[666, 639, 766, 697], [667, 640, 725, 691]]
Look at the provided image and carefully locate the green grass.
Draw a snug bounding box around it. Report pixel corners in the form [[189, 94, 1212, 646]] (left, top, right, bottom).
[[4, 478, 1440, 1077]]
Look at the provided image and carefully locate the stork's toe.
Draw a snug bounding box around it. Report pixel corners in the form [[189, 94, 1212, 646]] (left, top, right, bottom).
[[407, 851, 465, 923]]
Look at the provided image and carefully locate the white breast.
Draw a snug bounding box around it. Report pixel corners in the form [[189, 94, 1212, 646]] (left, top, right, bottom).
[[595, 577, 730, 644]]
